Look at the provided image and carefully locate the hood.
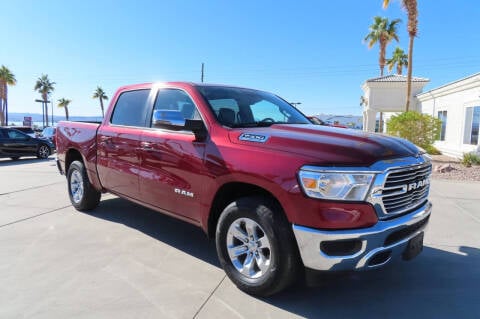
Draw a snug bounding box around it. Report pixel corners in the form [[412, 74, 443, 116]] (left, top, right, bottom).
[[228, 124, 420, 167]]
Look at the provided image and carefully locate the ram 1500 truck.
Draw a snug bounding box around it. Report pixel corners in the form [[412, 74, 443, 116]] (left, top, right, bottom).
[[56, 82, 432, 296]]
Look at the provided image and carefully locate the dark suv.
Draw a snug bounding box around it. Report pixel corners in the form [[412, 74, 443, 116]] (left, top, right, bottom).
[[0, 127, 54, 160]]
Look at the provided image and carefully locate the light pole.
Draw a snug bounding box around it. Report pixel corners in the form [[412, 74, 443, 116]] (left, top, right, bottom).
[[290, 102, 302, 108], [35, 99, 50, 128]]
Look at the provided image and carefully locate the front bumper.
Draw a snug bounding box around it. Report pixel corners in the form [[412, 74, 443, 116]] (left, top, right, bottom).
[[293, 201, 432, 271]]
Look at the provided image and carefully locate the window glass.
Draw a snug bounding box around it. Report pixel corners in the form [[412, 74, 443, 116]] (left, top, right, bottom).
[[437, 110, 447, 141], [464, 106, 480, 145], [151, 89, 200, 127], [196, 86, 309, 127], [111, 89, 151, 127], [7, 130, 28, 139]]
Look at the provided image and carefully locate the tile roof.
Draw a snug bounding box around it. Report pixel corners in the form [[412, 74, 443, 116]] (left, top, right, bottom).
[[366, 74, 429, 82]]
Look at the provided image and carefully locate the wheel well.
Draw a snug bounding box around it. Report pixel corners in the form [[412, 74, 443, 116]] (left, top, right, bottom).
[[65, 149, 83, 173], [207, 182, 283, 238]]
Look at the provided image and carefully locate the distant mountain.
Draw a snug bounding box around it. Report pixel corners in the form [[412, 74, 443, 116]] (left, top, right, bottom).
[[8, 112, 103, 124]]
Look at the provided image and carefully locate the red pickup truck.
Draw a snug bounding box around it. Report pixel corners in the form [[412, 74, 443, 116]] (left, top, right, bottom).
[[56, 82, 432, 296]]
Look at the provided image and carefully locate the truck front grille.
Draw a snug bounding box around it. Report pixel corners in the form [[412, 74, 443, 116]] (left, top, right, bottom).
[[381, 163, 432, 215]]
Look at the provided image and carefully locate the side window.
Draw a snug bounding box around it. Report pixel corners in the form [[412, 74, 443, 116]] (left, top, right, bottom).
[[151, 89, 200, 127], [111, 89, 151, 127], [7, 130, 28, 139]]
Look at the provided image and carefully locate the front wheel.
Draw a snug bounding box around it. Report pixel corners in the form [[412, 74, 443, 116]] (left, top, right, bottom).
[[215, 196, 300, 296], [37, 144, 50, 159], [67, 160, 101, 211]]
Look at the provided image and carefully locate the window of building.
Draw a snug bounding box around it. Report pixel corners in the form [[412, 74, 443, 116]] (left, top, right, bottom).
[[437, 110, 447, 141], [464, 106, 480, 145], [111, 89, 151, 127]]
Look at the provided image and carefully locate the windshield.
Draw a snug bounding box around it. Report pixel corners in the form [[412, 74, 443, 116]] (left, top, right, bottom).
[[196, 85, 310, 128]]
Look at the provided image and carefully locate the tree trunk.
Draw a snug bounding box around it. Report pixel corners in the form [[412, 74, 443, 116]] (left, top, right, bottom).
[[5, 84, 8, 125], [0, 82, 5, 126], [65, 106, 69, 120], [43, 93, 49, 127], [406, 35, 414, 111], [100, 99, 105, 118], [379, 44, 386, 77]]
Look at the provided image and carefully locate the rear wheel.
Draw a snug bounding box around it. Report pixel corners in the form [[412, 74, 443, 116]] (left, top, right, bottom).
[[215, 196, 300, 296], [67, 160, 101, 211], [37, 144, 50, 159]]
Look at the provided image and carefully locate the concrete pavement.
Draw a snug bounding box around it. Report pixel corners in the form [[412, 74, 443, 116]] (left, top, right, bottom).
[[0, 157, 479, 318]]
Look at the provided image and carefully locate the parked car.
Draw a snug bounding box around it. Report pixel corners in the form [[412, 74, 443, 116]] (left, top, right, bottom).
[[40, 127, 57, 147], [0, 127, 54, 160], [307, 116, 326, 125]]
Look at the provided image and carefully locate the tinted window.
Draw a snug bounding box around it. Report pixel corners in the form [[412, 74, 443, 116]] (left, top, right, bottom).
[[7, 129, 29, 139], [111, 89, 151, 127]]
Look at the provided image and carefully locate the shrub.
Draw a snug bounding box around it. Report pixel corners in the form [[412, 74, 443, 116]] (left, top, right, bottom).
[[386, 111, 441, 150], [424, 145, 442, 155], [462, 152, 480, 167]]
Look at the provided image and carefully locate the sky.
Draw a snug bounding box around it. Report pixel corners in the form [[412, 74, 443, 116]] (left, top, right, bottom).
[[2, 0, 480, 119]]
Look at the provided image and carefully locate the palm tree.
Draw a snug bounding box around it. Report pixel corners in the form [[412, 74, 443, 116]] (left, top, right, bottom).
[[387, 47, 408, 75], [383, 0, 418, 111], [34, 74, 56, 127], [92, 86, 108, 118], [0, 66, 17, 126], [364, 16, 402, 76], [57, 98, 71, 121]]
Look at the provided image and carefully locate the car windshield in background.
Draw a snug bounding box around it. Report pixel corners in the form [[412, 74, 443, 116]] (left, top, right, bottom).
[[196, 85, 310, 128]]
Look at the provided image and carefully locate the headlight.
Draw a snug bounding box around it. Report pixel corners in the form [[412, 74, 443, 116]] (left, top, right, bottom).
[[298, 169, 374, 201]]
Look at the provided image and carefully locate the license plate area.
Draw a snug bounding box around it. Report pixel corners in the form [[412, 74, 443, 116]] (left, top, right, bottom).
[[403, 231, 424, 260]]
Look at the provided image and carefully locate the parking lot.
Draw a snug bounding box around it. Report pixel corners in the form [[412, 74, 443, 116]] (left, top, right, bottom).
[[1, 157, 479, 318]]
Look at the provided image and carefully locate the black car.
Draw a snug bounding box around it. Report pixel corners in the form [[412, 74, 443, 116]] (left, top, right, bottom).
[[0, 127, 54, 160]]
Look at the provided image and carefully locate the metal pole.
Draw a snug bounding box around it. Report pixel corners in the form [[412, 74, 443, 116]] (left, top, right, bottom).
[[51, 94, 53, 126], [201, 63, 204, 83]]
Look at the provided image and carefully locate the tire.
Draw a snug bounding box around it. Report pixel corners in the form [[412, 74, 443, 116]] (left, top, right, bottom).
[[37, 144, 50, 159], [10, 157, 20, 161], [215, 196, 300, 296], [67, 160, 101, 211]]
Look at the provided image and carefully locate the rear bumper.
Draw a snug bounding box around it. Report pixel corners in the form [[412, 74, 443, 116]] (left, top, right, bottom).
[[292, 201, 432, 271]]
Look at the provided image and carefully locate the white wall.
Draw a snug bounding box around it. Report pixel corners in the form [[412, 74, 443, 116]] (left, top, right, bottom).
[[418, 75, 480, 158]]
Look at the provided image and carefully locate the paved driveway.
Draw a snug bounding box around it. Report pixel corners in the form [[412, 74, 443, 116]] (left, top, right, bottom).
[[0, 158, 479, 318]]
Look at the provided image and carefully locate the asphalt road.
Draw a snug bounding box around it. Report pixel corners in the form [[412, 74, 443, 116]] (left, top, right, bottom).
[[1, 157, 479, 318]]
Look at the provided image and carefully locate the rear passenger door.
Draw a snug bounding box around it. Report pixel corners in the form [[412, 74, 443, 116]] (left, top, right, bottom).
[[96, 89, 152, 199]]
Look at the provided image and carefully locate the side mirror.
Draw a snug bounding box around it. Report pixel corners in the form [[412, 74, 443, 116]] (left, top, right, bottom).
[[185, 119, 207, 141], [152, 110, 185, 130]]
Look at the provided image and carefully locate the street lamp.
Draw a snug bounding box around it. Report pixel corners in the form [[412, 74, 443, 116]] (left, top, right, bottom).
[[35, 99, 50, 128]]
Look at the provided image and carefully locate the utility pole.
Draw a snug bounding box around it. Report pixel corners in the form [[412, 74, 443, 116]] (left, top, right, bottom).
[[201, 63, 205, 83]]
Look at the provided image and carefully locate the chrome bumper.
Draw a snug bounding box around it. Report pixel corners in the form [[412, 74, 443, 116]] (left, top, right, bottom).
[[293, 201, 432, 271]]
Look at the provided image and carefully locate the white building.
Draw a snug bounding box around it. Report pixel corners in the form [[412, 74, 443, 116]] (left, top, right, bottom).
[[417, 73, 480, 158], [361, 75, 430, 132], [361, 73, 480, 158]]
